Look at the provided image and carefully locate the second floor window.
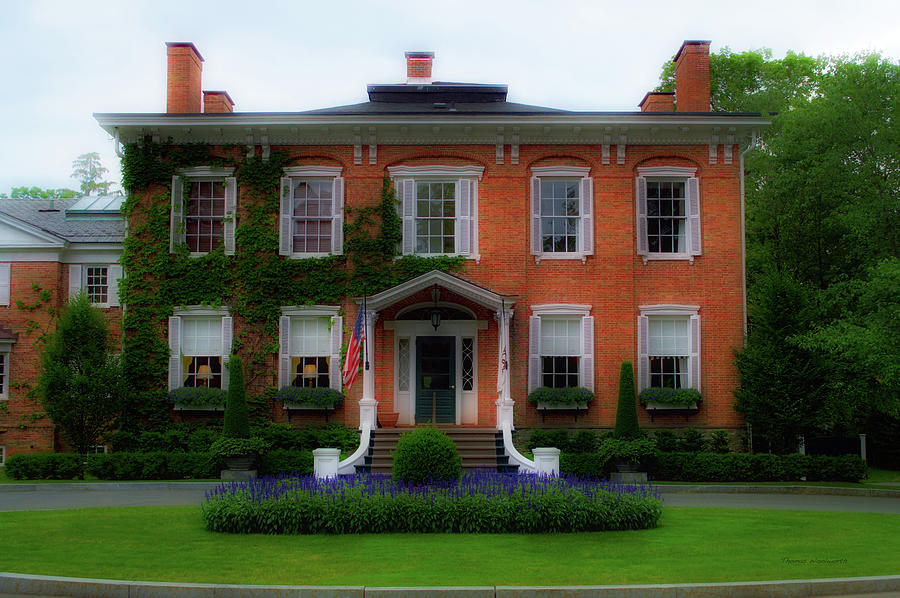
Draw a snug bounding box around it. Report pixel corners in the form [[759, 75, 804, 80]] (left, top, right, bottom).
[[416, 182, 456, 254], [636, 166, 701, 260], [170, 168, 237, 256], [186, 181, 225, 253], [279, 167, 344, 257], [530, 166, 593, 261]]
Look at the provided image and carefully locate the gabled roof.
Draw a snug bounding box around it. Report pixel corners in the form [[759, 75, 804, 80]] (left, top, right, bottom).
[[365, 270, 516, 312], [0, 198, 125, 244]]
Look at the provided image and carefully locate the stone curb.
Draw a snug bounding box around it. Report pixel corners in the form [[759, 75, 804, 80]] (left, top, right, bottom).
[[0, 482, 221, 493], [3, 574, 900, 598]]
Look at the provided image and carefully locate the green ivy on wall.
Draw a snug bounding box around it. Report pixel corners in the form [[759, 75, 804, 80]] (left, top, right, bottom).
[[118, 139, 464, 430]]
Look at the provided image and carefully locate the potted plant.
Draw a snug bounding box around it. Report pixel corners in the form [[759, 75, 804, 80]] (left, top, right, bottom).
[[527, 386, 594, 410], [599, 437, 656, 473], [274, 386, 344, 410], [639, 387, 702, 410], [210, 436, 270, 470]]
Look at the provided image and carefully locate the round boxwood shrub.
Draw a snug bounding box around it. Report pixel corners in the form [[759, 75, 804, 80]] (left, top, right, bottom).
[[392, 427, 462, 484]]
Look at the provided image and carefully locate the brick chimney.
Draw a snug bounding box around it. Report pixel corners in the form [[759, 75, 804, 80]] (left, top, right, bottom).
[[166, 42, 203, 113], [203, 91, 234, 113], [674, 40, 711, 112], [639, 91, 675, 112], [405, 51, 434, 84]]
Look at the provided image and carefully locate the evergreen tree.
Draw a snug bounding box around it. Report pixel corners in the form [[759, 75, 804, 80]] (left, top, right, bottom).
[[222, 355, 249, 438], [38, 294, 125, 457], [614, 361, 640, 439]]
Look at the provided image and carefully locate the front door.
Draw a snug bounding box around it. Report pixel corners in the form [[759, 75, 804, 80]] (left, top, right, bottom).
[[415, 336, 456, 424]]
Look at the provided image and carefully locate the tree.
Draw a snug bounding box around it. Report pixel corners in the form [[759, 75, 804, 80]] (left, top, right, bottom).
[[614, 361, 640, 439], [8, 186, 77, 199], [71, 152, 113, 195], [222, 355, 249, 439], [37, 294, 125, 458]]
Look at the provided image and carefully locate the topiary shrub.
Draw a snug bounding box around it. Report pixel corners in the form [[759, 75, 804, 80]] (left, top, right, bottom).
[[222, 355, 249, 439], [679, 428, 706, 452], [614, 361, 640, 439], [392, 427, 462, 484]]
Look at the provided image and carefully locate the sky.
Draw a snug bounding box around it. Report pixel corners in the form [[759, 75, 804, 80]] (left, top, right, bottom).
[[1, 0, 899, 194]]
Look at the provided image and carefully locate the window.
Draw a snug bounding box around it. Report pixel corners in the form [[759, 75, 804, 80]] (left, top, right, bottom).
[[0, 351, 8, 400], [528, 305, 594, 392], [636, 167, 700, 261], [0, 446, 5, 467], [168, 308, 233, 391], [279, 167, 344, 257], [170, 168, 236, 256], [637, 305, 700, 393], [530, 166, 593, 261], [68, 264, 121, 307], [389, 165, 483, 258], [278, 308, 342, 391], [0, 263, 9, 306]]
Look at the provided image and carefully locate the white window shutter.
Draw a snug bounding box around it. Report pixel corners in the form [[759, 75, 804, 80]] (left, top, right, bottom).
[[471, 180, 479, 256], [581, 315, 594, 391], [168, 316, 182, 390], [332, 177, 344, 255], [224, 177, 237, 256], [457, 179, 471, 255], [0, 263, 9, 306], [68, 265, 82, 298], [279, 177, 292, 256], [690, 314, 701, 391], [688, 177, 702, 255], [636, 177, 648, 255], [221, 316, 233, 389], [330, 315, 343, 390], [581, 177, 594, 256], [170, 176, 183, 254], [278, 316, 291, 389], [637, 315, 650, 392], [402, 179, 415, 255], [107, 264, 122, 307], [530, 177, 542, 255], [528, 315, 542, 392]]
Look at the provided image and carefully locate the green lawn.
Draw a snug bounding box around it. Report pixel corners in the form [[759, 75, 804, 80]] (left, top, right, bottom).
[[1, 506, 898, 586]]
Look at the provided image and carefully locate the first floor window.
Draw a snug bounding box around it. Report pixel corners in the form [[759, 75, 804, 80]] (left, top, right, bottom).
[[278, 310, 342, 391], [84, 266, 108, 305], [528, 306, 594, 392], [68, 264, 121, 307], [0, 446, 5, 467], [0, 352, 7, 399], [637, 307, 700, 392], [168, 310, 233, 391]]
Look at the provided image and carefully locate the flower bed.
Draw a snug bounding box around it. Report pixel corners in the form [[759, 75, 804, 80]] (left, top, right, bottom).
[[201, 471, 661, 534]]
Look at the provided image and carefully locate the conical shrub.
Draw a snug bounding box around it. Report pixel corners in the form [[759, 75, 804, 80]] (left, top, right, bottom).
[[614, 361, 640, 439]]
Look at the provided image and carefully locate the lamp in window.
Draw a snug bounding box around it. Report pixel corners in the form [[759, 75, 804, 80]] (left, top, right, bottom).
[[430, 284, 441, 331], [303, 362, 317, 387], [197, 364, 212, 388]]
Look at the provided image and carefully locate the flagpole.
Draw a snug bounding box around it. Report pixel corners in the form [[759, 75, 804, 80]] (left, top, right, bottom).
[[363, 283, 369, 371]]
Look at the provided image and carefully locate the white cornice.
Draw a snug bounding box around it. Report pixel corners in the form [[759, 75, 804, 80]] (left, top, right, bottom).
[[531, 166, 591, 177], [637, 166, 697, 178], [531, 304, 592, 316], [388, 165, 484, 179], [177, 166, 235, 177], [282, 166, 343, 177]]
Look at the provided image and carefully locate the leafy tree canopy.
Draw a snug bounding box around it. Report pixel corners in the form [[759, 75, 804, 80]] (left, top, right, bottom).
[[4, 186, 78, 199], [71, 152, 114, 195]]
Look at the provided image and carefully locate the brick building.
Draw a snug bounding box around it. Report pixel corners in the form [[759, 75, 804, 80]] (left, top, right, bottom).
[[4, 41, 767, 468], [0, 196, 124, 462]]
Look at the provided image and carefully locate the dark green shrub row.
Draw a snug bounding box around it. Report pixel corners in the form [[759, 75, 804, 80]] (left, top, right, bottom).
[[87, 452, 219, 480], [652, 452, 867, 483], [559, 452, 611, 479], [5, 453, 83, 480], [257, 450, 314, 476], [202, 477, 661, 534], [527, 428, 735, 454]]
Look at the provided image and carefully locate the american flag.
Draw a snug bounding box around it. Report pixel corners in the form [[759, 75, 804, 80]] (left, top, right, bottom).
[[342, 307, 365, 389]]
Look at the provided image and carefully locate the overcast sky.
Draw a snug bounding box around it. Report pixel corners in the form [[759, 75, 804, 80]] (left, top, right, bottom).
[[1, 0, 899, 194]]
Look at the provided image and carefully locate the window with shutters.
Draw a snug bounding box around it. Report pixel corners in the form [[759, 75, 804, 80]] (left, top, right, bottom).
[[68, 264, 121, 307], [170, 167, 237, 256], [278, 307, 342, 391], [279, 167, 344, 257], [528, 305, 594, 393], [637, 305, 700, 393], [388, 165, 483, 258], [0, 263, 10, 307], [168, 308, 233, 391], [635, 166, 701, 262], [0, 351, 8, 401], [530, 166, 593, 262]]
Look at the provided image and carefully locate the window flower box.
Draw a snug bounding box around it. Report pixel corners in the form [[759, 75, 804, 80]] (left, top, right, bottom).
[[274, 386, 344, 410], [168, 386, 227, 411], [639, 387, 701, 421]]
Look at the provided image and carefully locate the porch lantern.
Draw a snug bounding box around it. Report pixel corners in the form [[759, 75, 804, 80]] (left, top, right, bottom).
[[430, 284, 441, 331]]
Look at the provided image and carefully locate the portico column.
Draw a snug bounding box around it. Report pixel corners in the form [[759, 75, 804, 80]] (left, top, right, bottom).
[[358, 309, 378, 430], [495, 306, 515, 430]]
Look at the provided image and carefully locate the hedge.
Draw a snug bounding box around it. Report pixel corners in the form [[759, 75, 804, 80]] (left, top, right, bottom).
[[257, 450, 314, 476], [4, 453, 83, 480], [85, 452, 219, 480]]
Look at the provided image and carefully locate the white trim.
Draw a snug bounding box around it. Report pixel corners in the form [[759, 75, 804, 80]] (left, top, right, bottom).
[[366, 270, 514, 312], [282, 166, 343, 177], [530, 303, 591, 317], [637, 166, 697, 178], [388, 165, 484, 180], [531, 166, 591, 177], [0, 213, 67, 248], [176, 166, 235, 178], [0, 445, 5, 467], [638, 304, 700, 316], [395, 302, 477, 320], [280, 305, 340, 317], [0, 263, 9, 306], [0, 349, 9, 401], [173, 305, 231, 317]]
